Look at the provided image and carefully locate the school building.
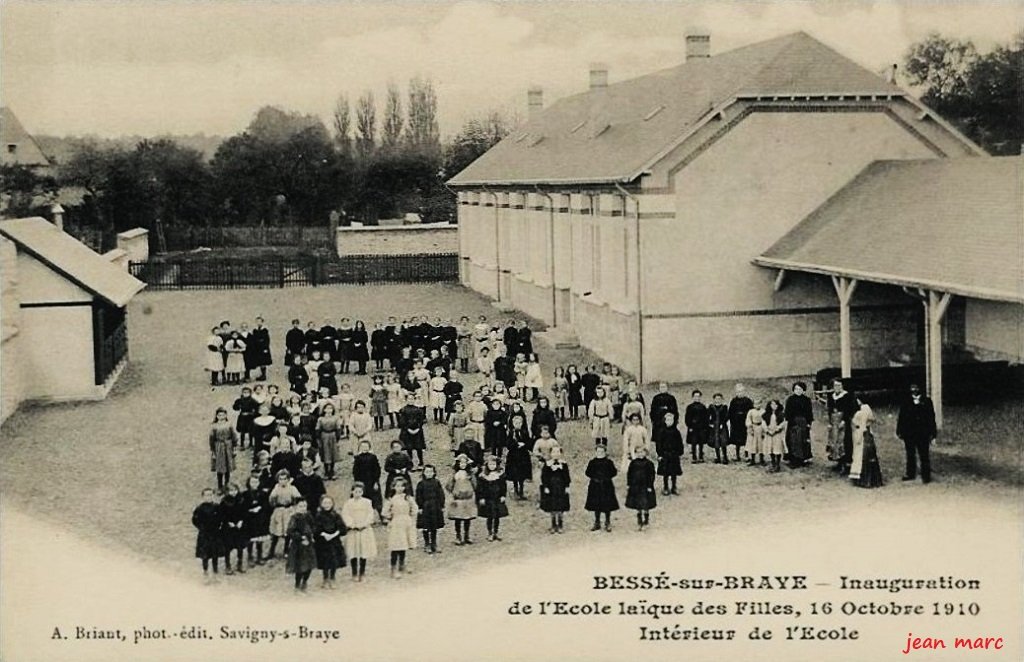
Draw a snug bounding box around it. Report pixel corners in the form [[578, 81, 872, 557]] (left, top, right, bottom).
[[448, 30, 1000, 384], [0, 216, 146, 425]]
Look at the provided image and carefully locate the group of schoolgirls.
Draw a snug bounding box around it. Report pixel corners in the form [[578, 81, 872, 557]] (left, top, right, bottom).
[[283, 315, 483, 378], [204, 318, 273, 385]]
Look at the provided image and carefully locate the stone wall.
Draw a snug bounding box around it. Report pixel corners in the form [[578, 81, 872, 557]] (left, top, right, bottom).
[[336, 224, 458, 256]]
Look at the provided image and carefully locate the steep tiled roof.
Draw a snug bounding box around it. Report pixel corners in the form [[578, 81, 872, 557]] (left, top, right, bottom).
[[755, 157, 1024, 303], [0, 107, 51, 167], [0, 217, 145, 307], [449, 32, 903, 186]]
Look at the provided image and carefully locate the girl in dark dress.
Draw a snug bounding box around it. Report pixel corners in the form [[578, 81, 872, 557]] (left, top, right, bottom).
[[530, 396, 558, 440], [249, 317, 272, 381], [243, 475, 270, 566], [565, 365, 583, 419], [313, 495, 347, 589], [352, 440, 383, 516], [784, 381, 814, 468], [654, 412, 685, 496], [540, 447, 571, 534], [398, 395, 427, 469], [484, 399, 508, 459], [505, 413, 534, 500], [285, 500, 316, 591], [626, 446, 657, 531], [476, 456, 510, 542], [456, 427, 485, 469], [192, 487, 223, 578], [287, 355, 309, 396], [415, 464, 446, 553], [350, 321, 370, 375], [317, 353, 338, 396], [232, 386, 258, 450], [220, 483, 248, 575], [370, 323, 388, 371], [584, 445, 620, 532], [384, 440, 414, 498]]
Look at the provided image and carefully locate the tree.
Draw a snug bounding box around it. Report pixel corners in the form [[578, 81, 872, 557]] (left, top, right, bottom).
[[903, 32, 1023, 155], [247, 106, 325, 144], [445, 111, 512, 178], [332, 94, 352, 157], [406, 76, 440, 156], [355, 91, 377, 159], [0, 164, 58, 218], [382, 82, 404, 151]]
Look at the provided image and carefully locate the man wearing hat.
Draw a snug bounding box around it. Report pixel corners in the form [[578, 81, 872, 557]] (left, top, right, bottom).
[[896, 383, 937, 483]]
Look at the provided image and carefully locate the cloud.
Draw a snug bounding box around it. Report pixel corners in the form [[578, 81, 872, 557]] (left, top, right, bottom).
[[2, 1, 1019, 138]]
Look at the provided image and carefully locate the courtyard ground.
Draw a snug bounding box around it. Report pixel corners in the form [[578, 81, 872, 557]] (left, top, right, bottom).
[[0, 283, 1020, 596]]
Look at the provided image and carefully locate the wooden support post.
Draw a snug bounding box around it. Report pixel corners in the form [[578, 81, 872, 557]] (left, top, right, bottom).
[[831, 275, 859, 378], [773, 269, 787, 292], [926, 290, 953, 429]]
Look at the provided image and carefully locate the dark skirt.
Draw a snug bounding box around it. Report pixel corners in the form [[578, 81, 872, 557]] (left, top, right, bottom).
[[417, 504, 445, 530], [195, 531, 223, 559], [854, 435, 884, 488], [286, 539, 317, 574], [787, 417, 812, 462], [657, 455, 683, 477], [625, 485, 657, 511], [585, 480, 620, 512], [477, 499, 509, 519], [506, 448, 533, 482], [400, 429, 425, 451], [540, 490, 570, 513], [236, 413, 254, 435], [314, 538, 346, 570]]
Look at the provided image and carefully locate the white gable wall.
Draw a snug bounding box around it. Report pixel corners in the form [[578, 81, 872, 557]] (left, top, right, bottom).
[[16, 252, 92, 304]]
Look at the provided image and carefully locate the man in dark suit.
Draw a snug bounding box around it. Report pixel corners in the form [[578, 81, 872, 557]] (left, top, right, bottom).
[[896, 383, 937, 484]]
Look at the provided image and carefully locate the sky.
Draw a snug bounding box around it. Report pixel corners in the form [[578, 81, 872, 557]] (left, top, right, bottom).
[[2, 1, 1020, 139]]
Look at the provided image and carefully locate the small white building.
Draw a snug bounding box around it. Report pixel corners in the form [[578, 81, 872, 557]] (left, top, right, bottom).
[[0, 217, 145, 423]]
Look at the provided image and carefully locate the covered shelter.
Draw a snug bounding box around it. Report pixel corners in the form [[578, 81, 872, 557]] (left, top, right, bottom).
[[755, 156, 1023, 426], [0, 217, 145, 409]]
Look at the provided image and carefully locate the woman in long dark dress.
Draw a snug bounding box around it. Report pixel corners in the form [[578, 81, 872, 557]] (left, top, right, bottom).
[[313, 495, 348, 589], [625, 446, 657, 531], [350, 320, 370, 375], [784, 381, 814, 468], [540, 448, 571, 534], [505, 413, 534, 500], [654, 411, 684, 496], [584, 445, 619, 532], [352, 440, 383, 515]]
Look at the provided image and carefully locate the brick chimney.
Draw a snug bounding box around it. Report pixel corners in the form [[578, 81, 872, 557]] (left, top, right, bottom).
[[685, 29, 711, 61], [527, 86, 544, 118], [589, 63, 609, 90]]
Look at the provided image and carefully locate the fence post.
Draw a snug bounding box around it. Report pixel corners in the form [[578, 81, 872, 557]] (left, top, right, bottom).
[[313, 255, 321, 287], [279, 259, 285, 288]]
